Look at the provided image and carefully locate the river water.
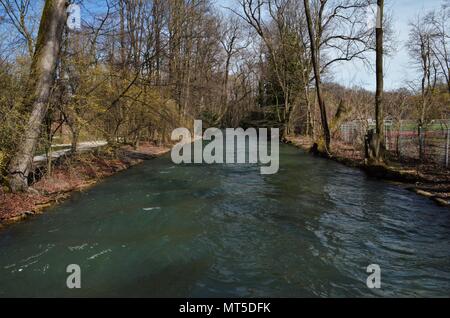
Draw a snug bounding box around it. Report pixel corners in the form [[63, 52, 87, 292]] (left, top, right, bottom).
[[0, 144, 449, 297]]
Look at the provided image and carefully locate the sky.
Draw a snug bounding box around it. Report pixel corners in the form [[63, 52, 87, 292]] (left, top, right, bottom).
[[331, 0, 445, 91], [217, 0, 446, 91]]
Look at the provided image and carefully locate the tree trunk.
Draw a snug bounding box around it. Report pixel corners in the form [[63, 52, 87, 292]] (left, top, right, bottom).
[[7, 0, 67, 192], [70, 122, 79, 154], [372, 0, 385, 163], [119, 0, 126, 70], [303, 0, 331, 153]]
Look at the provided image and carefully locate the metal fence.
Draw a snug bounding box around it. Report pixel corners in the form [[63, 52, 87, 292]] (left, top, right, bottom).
[[339, 120, 450, 167]]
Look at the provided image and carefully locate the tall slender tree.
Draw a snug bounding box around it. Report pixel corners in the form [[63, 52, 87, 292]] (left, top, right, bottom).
[[374, 0, 385, 163], [366, 0, 386, 163], [303, 0, 331, 153], [7, 0, 68, 192]]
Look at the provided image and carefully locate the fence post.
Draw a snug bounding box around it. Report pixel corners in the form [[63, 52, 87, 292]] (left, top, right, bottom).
[[446, 126, 450, 168], [398, 120, 402, 158], [418, 124, 424, 162]]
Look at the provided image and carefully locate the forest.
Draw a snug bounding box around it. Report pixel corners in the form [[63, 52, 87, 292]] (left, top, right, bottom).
[[0, 0, 449, 198]]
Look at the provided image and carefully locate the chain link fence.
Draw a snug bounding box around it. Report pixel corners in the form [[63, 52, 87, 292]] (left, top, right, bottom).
[[339, 119, 450, 167]]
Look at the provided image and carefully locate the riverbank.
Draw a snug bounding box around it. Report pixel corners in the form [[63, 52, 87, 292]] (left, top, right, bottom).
[[0, 143, 170, 226], [1, 139, 448, 297], [284, 135, 450, 207]]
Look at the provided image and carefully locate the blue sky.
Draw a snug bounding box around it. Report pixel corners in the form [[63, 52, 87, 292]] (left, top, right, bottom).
[[216, 0, 446, 91]]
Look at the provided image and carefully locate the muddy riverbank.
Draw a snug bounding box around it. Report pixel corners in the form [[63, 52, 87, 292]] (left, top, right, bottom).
[[0, 143, 170, 226]]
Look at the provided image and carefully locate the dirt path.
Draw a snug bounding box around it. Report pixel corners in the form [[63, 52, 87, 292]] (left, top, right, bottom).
[[33, 141, 108, 164]]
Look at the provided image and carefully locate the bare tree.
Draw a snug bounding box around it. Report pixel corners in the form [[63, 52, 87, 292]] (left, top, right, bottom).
[[303, 0, 331, 153], [216, 16, 248, 124], [234, 0, 373, 149], [0, 0, 35, 56], [427, 5, 450, 93], [408, 13, 440, 161]]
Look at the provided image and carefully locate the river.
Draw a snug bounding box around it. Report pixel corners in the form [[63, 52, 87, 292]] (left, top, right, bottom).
[[0, 144, 449, 297]]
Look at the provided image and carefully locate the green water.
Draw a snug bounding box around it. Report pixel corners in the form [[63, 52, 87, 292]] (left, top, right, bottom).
[[0, 145, 449, 297]]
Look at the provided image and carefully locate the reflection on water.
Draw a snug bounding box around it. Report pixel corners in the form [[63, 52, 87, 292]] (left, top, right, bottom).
[[0, 145, 449, 297]]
